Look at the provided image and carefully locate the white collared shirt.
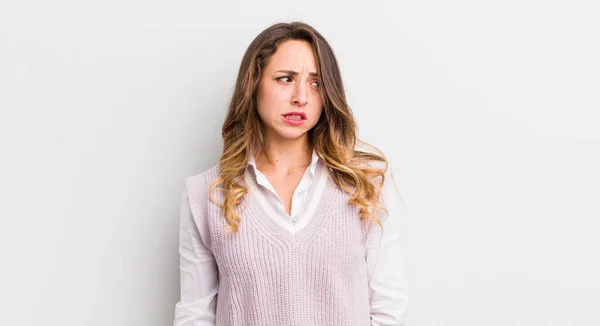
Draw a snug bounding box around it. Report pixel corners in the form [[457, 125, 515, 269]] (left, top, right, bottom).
[[174, 155, 409, 326], [246, 151, 320, 219]]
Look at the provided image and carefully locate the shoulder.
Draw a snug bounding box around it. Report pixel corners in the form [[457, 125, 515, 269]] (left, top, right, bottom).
[[353, 141, 402, 201], [185, 163, 220, 203], [186, 163, 220, 186], [353, 141, 390, 175], [181, 164, 222, 249]]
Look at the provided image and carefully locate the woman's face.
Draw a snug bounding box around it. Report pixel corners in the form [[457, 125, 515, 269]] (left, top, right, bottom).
[[256, 39, 323, 143]]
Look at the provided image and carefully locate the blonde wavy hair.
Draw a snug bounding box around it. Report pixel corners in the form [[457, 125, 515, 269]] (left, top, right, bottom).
[[210, 22, 389, 233]]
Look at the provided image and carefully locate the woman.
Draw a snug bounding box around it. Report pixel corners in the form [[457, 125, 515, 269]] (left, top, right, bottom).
[[174, 22, 408, 326]]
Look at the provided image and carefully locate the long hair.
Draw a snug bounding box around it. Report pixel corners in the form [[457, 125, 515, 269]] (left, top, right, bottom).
[[211, 21, 388, 233]]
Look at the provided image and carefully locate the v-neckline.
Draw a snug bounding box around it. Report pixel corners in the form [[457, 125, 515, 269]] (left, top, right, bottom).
[[242, 160, 339, 244], [248, 152, 319, 218]]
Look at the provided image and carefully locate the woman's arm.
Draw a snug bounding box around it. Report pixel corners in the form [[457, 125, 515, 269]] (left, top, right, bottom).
[[173, 190, 219, 326], [366, 165, 410, 325]]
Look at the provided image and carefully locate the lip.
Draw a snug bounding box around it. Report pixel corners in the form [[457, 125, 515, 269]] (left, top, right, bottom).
[[281, 112, 307, 126], [282, 112, 306, 119]]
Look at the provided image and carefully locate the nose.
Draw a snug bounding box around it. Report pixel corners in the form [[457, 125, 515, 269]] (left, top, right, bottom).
[[291, 81, 308, 107]]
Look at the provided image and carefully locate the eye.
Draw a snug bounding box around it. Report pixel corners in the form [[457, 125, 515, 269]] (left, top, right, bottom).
[[277, 76, 293, 83], [311, 80, 320, 87]]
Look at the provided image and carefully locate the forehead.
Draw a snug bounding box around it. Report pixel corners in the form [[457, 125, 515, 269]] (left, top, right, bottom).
[[266, 40, 317, 72]]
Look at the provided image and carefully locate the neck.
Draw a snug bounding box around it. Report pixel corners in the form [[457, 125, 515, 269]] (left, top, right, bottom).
[[254, 134, 312, 173]]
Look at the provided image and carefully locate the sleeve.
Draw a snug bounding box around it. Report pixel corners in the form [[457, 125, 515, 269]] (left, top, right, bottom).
[[173, 189, 219, 326], [366, 164, 410, 325]]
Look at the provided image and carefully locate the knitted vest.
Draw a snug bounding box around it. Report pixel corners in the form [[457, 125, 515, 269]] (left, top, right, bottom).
[[185, 160, 370, 326]]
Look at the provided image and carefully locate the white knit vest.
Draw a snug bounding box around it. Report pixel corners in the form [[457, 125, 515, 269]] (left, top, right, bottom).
[[185, 160, 371, 326]]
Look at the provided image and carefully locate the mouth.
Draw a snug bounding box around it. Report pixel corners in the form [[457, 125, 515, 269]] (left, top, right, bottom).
[[281, 112, 307, 126], [281, 112, 307, 120]]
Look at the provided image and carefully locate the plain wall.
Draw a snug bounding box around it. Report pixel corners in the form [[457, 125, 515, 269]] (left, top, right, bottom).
[[1, 0, 599, 325]]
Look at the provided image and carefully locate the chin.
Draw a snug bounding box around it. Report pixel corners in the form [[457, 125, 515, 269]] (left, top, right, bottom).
[[278, 129, 310, 140], [264, 123, 313, 141]]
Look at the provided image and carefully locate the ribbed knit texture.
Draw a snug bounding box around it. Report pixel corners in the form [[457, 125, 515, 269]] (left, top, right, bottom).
[[185, 160, 371, 326]]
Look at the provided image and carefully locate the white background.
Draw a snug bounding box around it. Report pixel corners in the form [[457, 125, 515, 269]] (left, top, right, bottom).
[[1, 0, 599, 325]]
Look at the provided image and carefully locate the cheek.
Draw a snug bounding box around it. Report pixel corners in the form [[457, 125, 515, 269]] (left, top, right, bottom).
[[257, 85, 288, 113], [312, 99, 324, 120], [256, 86, 272, 120]]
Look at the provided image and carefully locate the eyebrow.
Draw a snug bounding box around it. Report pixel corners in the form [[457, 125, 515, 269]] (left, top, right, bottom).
[[275, 69, 319, 77]]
